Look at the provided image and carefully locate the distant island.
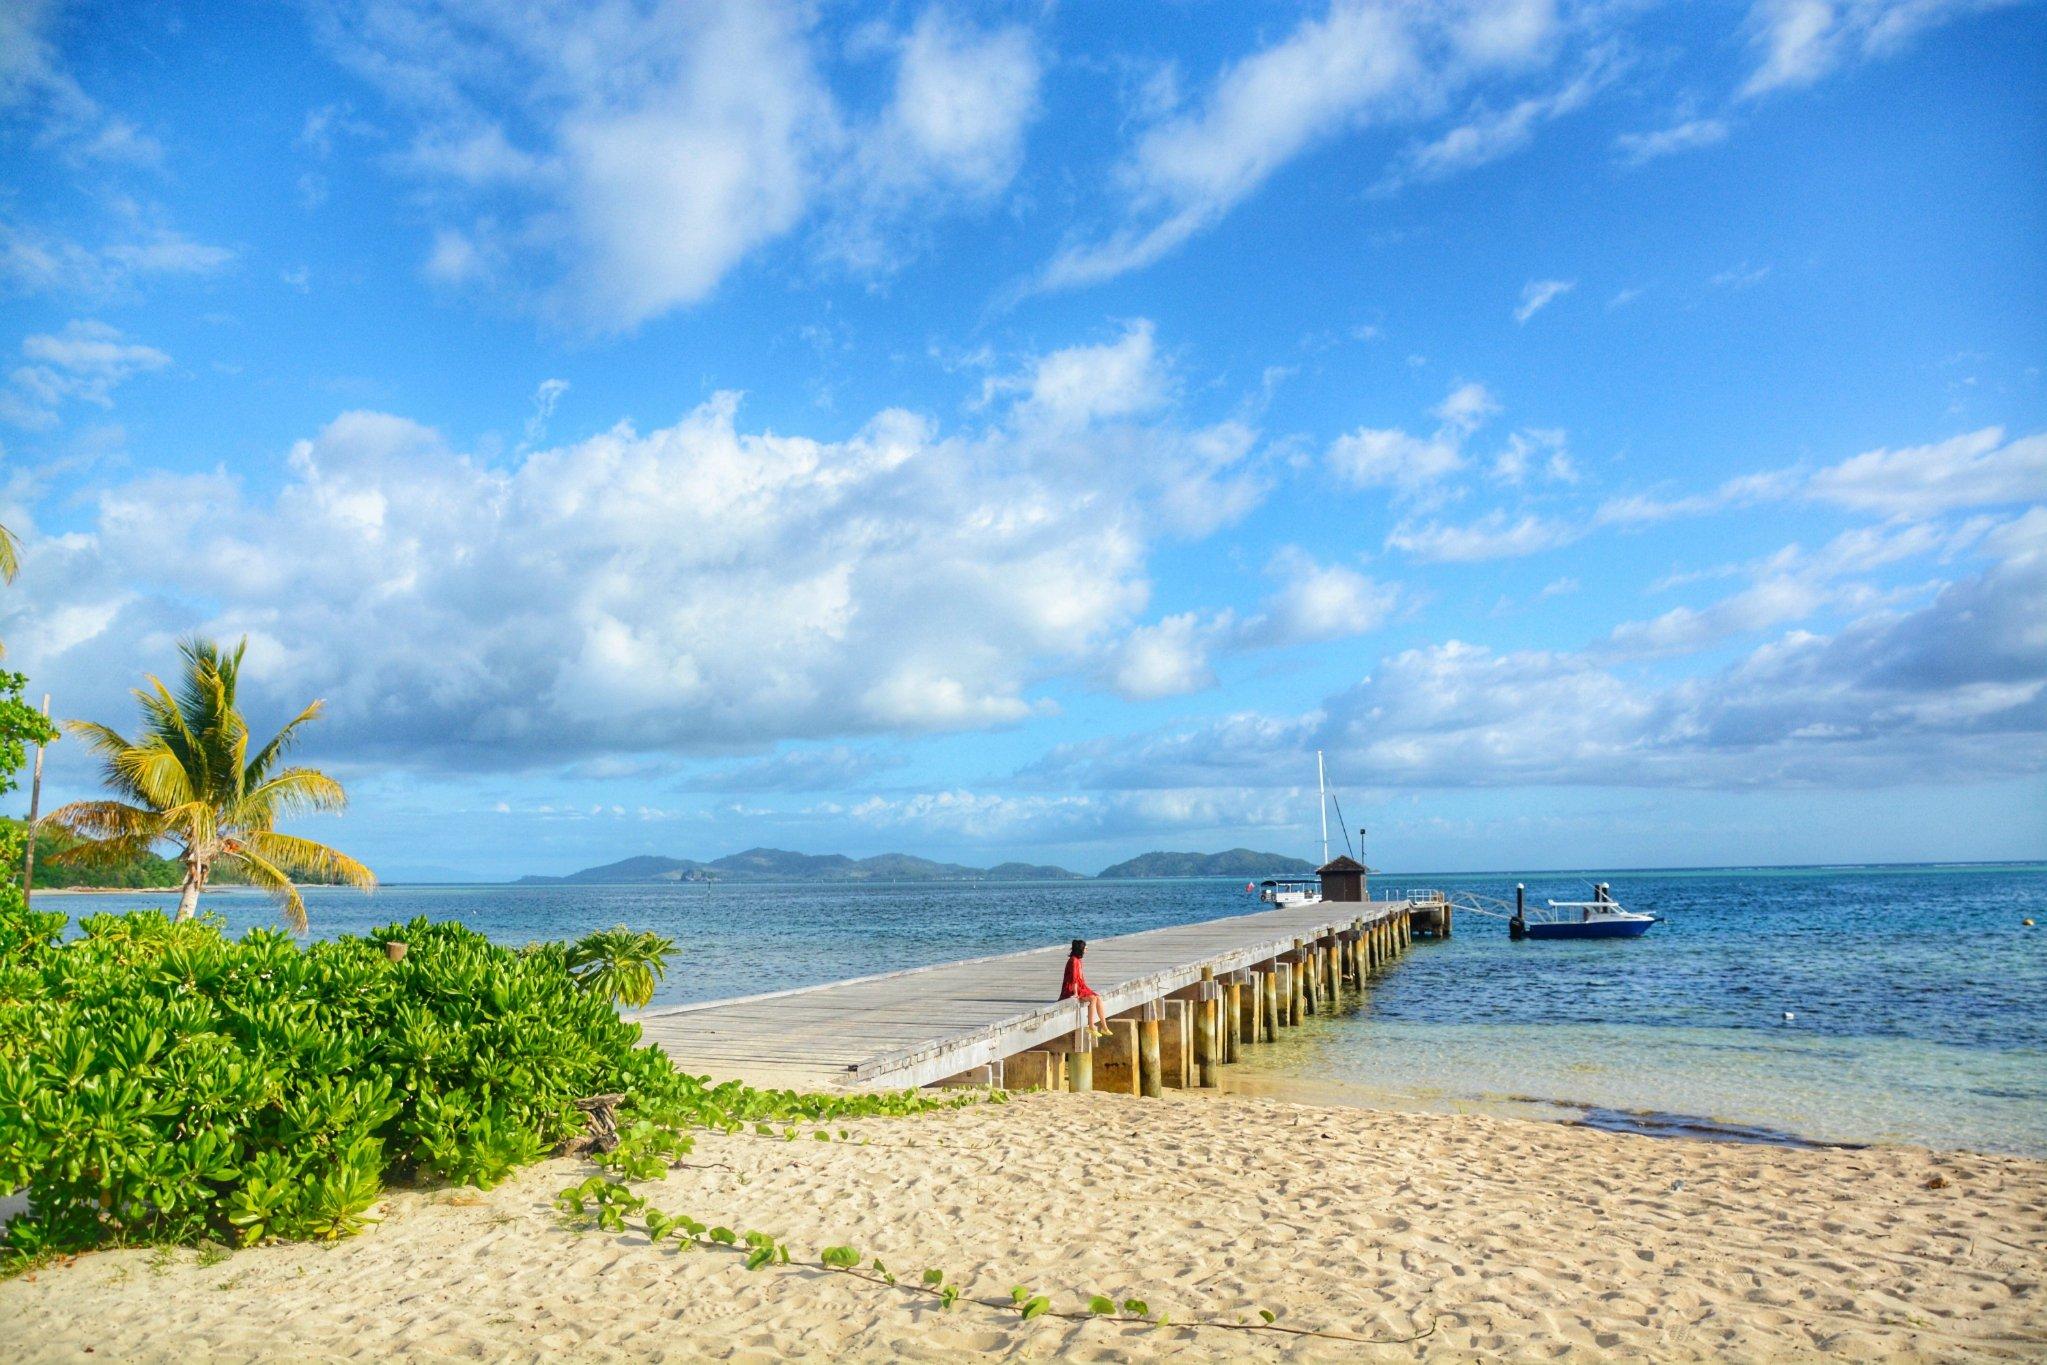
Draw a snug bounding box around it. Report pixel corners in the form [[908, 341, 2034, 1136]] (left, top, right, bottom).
[[1095, 848, 1316, 879], [516, 848, 1084, 885], [517, 845, 1315, 884]]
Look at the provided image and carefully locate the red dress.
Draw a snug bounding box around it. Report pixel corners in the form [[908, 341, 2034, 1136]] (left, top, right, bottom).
[[1059, 955, 1097, 1001]]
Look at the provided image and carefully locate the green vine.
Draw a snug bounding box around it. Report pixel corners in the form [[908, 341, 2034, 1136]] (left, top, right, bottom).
[[557, 1173, 1436, 1347]]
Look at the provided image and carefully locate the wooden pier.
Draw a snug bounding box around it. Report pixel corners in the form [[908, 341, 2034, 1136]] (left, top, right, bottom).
[[635, 897, 1418, 1094]]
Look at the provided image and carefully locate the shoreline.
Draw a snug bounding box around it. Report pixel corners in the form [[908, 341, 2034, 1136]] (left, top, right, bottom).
[[3, 1092, 2040, 1361]]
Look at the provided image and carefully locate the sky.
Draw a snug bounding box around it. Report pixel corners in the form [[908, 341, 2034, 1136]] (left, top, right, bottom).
[[1, 0, 2043, 881]]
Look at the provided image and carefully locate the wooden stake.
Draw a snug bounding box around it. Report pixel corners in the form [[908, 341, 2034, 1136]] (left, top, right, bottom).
[[19, 693, 48, 904], [1224, 975, 1243, 1063]]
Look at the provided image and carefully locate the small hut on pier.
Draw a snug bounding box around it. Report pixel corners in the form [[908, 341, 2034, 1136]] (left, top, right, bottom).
[[1316, 854, 1369, 903]]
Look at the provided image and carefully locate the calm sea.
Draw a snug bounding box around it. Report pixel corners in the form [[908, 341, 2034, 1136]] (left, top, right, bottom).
[[48, 864, 2047, 1156]]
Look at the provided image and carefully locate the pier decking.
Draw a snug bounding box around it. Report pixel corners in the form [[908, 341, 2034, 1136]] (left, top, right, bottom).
[[636, 898, 1417, 1093]]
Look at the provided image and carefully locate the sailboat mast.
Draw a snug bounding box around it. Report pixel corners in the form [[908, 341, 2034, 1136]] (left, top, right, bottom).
[[1317, 749, 1329, 866]]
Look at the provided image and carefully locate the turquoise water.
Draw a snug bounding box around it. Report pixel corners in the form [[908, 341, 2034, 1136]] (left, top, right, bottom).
[[46, 863, 2047, 1155]]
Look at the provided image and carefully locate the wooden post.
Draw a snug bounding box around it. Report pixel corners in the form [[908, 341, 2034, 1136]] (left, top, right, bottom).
[[1292, 951, 1307, 1023], [1139, 1001, 1163, 1098], [1324, 935, 1339, 1001], [1066, 1029, 1094, 1092], [1161, 998, 1193, 1086], [1224, 975, 1243, 1063], [1194, 973, 1217, 1087], [1259, 965, 1278, 1039], [1238, 971, 1257, 1047]]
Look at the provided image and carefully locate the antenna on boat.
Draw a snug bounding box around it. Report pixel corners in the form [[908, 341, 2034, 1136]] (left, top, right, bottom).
[[1316, 749, 1329, 867]]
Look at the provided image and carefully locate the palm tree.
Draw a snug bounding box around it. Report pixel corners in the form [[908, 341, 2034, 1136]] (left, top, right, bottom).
[[50, 637, 374, 931]]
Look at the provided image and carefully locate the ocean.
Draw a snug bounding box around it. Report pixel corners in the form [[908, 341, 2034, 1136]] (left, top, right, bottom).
[[47, 863, 2047, 1156]]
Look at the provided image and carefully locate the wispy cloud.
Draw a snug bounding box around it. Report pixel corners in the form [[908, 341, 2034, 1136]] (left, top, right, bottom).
[[1514, 278, 1575, 323], [1615, 116, 1729, 165]]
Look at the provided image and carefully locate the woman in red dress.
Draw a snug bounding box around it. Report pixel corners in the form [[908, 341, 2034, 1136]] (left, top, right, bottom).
[[1059, 938, 1110, 1038]]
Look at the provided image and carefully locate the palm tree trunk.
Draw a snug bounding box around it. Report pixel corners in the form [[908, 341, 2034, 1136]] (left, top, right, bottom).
[[175, 857, 205, 921]]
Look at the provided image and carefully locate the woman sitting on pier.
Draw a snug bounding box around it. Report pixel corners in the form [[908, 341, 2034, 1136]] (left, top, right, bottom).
[[1060, 939, 1111, 1038]]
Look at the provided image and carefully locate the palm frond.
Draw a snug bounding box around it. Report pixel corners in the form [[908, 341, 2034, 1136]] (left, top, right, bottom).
[[238, 830, 376, 890], [47, 794, 164, 847], [241, 767, 349, 823], [244, 699, 326, 787], [222, 846, 309, 934], [0, 521, 17, 583]]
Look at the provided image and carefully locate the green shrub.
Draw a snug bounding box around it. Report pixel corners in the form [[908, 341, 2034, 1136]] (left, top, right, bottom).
[[0, 909, 954, 1264]]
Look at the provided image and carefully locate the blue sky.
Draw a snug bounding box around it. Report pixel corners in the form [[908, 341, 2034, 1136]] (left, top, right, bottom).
[[2, 0, 2043, 880]]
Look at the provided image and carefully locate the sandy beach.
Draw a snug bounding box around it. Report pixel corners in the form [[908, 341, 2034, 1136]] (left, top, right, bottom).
[[3, 1092, 2041, 1362]]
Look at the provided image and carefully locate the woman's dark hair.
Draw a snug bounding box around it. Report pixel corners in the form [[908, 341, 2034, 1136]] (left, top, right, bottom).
[[1070, 938, 1087, 957]]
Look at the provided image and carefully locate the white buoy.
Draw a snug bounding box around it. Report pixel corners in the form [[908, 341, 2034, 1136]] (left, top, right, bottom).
[[1782, 1011, 1796, 1022]]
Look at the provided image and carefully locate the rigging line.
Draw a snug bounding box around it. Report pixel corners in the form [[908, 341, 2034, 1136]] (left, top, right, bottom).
[[1330, 792, 1355, 859]]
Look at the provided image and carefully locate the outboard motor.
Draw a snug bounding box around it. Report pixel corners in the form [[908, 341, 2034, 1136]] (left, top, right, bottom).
[[1509, 882, 1527, 941]]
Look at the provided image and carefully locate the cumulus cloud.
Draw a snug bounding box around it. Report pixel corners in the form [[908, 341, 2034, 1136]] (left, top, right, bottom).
[[1040, 0, 1566, 288], [1102, 550, 1398, 700], [5, 322, 1290, 770], [1327, 380, 1498, 498], [1028, 530, 2047, 796], [0, 320, 170, 428]]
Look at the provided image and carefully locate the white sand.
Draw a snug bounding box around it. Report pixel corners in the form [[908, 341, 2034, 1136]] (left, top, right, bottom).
[[3, 1093, 2041, 1361]]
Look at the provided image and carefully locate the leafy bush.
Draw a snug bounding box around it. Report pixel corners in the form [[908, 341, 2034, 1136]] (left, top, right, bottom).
[[0, 909, 955, 1264], [566, 925, 675, 1008]]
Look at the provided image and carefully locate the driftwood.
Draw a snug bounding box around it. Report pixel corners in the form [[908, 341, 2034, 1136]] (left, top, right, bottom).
[[560, 1093, 626, 1156]]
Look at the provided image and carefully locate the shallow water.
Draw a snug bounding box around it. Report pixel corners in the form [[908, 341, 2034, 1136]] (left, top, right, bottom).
[[49, 863, 2047, 1155]]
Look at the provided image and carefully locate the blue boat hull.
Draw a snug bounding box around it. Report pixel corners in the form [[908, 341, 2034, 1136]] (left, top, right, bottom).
[[1524, 918, 1656, 940]]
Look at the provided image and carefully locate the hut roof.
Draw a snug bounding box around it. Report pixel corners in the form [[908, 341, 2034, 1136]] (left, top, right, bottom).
[[1316, 855, 1368, 874]]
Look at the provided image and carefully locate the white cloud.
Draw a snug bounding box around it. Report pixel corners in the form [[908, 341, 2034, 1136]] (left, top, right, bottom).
[[1029, 529, 2047, 796], [1514, 277, 1575, 323], [1807, 427, 2047, 517], [0, 0, 162, 166], [1710, 261, 1771, 289], [7, 321, 1289, 767], [1615, 116, 1730, 165], [1380, 48, 1618, 190], [1740, 0, 2018, 97], [1386, 509, 1580, 562], [1, 320, 170, 429], [1238, 549, 1399, 648], [824, 11, 1040, 271], [1596, 470, 1800, 525], [1103, 550, 1398, 700], [1040, 0, 1566, 288], [0, 220, 233, 297], [1108, 613, 1218, 700], [522, 377, 569, 447], [318, 1, 1041, 329], [1328, 380, 1499, 497]]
